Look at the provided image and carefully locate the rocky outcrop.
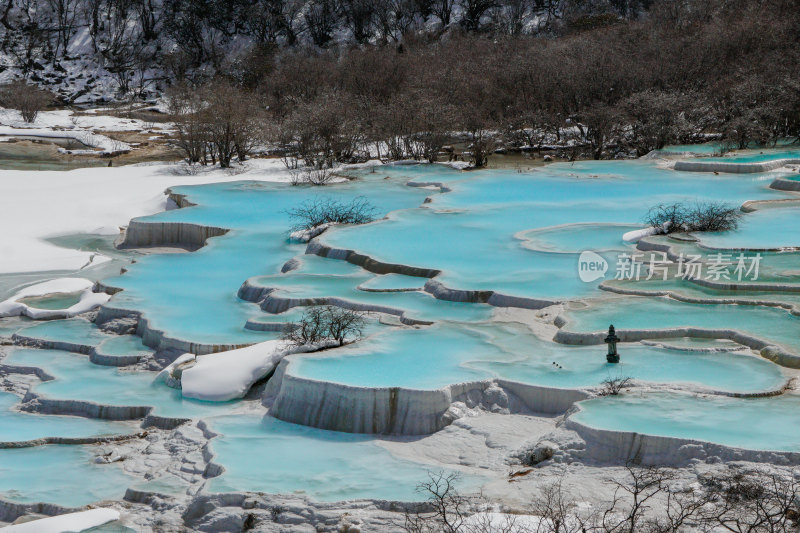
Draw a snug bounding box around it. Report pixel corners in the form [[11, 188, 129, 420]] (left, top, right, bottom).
[[302, 241, 559, 311], [238, 278, 434, 326], [424, 279, 558, 310], [11, 332, 94, 355], [89, 346, 144, 367], [600, 280, 800, 316], [0, 498, 80, 525]]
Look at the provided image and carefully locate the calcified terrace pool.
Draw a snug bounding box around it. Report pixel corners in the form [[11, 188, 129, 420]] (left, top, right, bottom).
[[2, 147, 800, 509]]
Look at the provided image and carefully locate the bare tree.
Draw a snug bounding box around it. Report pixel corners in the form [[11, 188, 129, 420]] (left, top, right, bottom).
[[459, 0, 498, 31], [282, 306, 366, 347], [699, 467, 800, 532], [287, 196, 378, 231], [644, 202, 743, 234], [601, 466, 674, 533], [166, 84, 209, 165], [531, 476, 594, 533], [290, 166, 336, 186], [168, 81, 265, 167], [0, 80, 52, 122], [405, 472, 471, 533], [598, 376, 633, 396], [304, 0, 338, 47]]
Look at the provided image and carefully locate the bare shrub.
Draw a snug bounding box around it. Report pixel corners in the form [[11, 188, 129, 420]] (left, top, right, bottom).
[[599, 376, 633, 396], [404, 472, 470, 533], [699, 467, 800, 532], [290, 166, 335, 186], [531, 476, 595, 532], [644, 202, 743, 234], [282, 306, 366, 347], [0, 81, 53, 123], [287, 196, 378, 232], [403, 465, 800, 533]]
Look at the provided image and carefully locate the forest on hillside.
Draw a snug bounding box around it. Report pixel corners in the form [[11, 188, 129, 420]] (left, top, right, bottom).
[[0, 0, 798, 165]]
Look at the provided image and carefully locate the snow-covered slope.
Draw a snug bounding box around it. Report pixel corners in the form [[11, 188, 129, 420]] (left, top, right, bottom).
[[0, 158, 292, 275]]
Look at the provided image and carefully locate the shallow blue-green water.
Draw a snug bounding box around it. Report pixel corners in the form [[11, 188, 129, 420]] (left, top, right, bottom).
[[573, 392, 800, 452], [701, 148, 800, 163], [564, 297, 800, 354], [292, 323, 784, 393], [103, 177, 430, 346], [16, 317, 109, 346], [5, 348, 234, 418], [0, 391, 135, 442], [698, 208, 800, 250], [207, 414, 481, 501], [3, 148, 800, 508], [0, 444, 136, 506]]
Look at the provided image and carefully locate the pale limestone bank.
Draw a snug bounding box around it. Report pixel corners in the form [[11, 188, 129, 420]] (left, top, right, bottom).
[[674, 158, 800, 173], [264, 358, 590, 435]]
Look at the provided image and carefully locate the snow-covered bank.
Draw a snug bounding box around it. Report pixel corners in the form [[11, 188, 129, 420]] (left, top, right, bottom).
[[0, 107, 165, 153], [174, 340, 338, 401], [0, 508, 120, 532], [0, 278, 109, 319], [0, 126, 129, 154], [179, 341, 289, 401], [0, 158, 292, 275]]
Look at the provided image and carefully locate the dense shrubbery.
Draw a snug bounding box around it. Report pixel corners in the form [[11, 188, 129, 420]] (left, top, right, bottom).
[[645, 202, 743, 234], [248, 0, 800, 165]]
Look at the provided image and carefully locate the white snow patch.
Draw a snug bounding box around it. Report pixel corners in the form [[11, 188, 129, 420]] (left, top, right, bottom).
[[463, 512, 544, 532], [0, 508, 121, 533], [180, 340, 336, 402], [439, 160, 471, 170], [0, 277, 110, 319], [181, 340, 289, 401], [289, 222, 337, 243], [0, 126, 129, 154], [622, 222, 670, 243], [0, 158, 292, 275], [156, 352, 197, 383]]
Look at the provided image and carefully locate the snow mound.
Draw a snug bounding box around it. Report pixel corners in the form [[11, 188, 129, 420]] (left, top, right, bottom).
[[622, 222, 670, 243], [289, 222, 337, 243], [0, 277, 110, 319], [180, 340, 291, 401], [179, 340, 337, 401]]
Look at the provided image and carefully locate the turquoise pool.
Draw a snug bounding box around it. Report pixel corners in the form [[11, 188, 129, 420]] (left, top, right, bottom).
[[3, 147, 800, 508]]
